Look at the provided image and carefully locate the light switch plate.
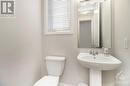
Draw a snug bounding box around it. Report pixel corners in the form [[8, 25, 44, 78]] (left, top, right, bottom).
[[124, 38, 129, 49]]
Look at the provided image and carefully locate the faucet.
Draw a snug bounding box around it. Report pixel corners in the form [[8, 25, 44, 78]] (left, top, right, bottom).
[[89, 49, 98, 59], [103, 48, 110, 56]]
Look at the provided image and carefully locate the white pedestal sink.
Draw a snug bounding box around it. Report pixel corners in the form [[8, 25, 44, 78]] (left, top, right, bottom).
[[77, 53, 122, 86]]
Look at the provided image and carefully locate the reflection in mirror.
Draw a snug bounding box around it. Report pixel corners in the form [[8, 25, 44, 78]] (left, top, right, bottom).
[[79, 20, 92, 48], [101, 0, 112, 48], [78, 0, 112, 48]]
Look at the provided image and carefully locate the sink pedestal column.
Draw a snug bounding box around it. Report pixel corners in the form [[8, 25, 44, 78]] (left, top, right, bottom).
[[90, 69, 102, 86]]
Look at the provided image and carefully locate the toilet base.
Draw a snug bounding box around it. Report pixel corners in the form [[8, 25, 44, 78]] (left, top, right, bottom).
[[34, 76, 59, 86]]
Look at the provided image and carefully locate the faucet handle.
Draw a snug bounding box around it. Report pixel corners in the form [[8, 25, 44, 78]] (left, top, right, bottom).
[[103, 48, 110, 55], [88, 49, 93, 54], [95, 51, 98, 55]]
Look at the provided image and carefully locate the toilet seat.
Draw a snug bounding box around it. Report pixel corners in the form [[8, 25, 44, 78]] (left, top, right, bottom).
[[34, 76, 59, 86]]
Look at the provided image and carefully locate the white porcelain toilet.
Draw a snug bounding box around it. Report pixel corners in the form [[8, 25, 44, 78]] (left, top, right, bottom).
[[34, 56, 66, 86]]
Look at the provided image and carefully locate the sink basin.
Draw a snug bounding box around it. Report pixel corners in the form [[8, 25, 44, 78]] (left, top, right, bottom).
[[77, 53, 122, 70], [77, 53, 122, 86]]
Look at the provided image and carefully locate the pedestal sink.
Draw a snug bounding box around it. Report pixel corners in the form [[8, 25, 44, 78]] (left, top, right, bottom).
[[77, 53, 122, 86]]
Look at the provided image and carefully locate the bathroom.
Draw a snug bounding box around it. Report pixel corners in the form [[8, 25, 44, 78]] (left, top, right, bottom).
[[0, 0, 129, 86]]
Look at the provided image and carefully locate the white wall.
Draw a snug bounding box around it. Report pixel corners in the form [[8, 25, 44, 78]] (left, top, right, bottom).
[[0, 0, 42, 86], [112, 0, 130, 85]]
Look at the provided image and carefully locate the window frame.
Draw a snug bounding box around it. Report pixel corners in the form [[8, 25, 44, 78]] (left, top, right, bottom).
[[44, 0, 74, 35]]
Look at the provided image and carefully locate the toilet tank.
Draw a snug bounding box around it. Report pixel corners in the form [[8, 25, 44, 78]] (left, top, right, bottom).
[[45, 56, 66, 76]]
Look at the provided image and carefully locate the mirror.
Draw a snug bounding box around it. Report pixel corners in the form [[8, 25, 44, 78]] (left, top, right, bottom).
[[78, 0, 112, 48]]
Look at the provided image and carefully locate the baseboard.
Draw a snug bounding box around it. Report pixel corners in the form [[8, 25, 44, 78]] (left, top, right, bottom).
[[59, 82, 74, 86]]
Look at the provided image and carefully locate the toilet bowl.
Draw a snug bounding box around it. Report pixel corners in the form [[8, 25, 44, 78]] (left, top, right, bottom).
[[33, 76, 59, 86], [33, 56, 66, 86]]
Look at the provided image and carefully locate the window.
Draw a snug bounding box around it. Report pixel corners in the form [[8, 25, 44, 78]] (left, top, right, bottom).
[[44, 0, 73, 34]]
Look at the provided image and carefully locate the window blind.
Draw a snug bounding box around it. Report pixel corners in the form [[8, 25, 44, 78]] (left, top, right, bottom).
[[48, 0, 71, 32]]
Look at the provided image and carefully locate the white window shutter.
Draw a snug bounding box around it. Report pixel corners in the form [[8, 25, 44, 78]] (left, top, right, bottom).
[[48, 0, 71, 33]]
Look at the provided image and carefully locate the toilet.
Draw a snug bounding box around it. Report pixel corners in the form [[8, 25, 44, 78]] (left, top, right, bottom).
[[34, 56, 66, 86]]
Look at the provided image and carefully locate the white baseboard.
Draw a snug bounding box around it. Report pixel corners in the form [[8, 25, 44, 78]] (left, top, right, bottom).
[[59, 82, 74, 86]]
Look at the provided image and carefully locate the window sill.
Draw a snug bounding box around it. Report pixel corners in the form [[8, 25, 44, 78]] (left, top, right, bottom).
[[44, 31, 74, 35]]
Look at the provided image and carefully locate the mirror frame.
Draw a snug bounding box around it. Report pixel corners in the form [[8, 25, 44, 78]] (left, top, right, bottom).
[[77, 0, 113, 49]]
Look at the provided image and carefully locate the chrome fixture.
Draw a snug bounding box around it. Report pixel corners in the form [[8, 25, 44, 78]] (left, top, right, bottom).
[[89, 49, 98, 59]]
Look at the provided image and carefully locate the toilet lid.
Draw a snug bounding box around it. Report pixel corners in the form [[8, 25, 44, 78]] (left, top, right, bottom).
[[34, 76, 59, 86]]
